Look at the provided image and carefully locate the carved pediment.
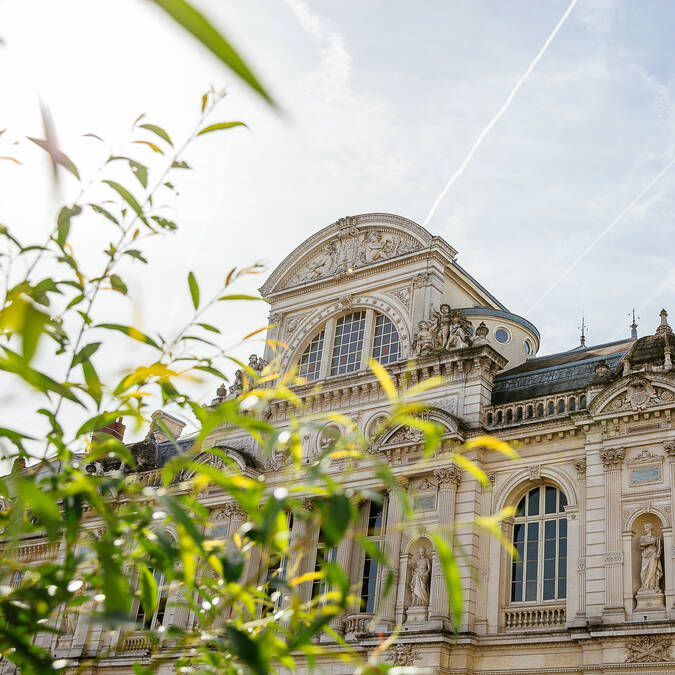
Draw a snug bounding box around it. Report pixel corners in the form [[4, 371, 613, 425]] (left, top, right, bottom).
[[591, 375, 675, 415], [260, 214, 439, 296]]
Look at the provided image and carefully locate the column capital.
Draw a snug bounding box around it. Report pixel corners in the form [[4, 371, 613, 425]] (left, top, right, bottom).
[[386, 476, 409, 496], [664, 440, 675, 460], [222, 502, 247, 520], [433, 465, 462, 487], [574, 458, 587, 476], [600, 447, 625, 470]]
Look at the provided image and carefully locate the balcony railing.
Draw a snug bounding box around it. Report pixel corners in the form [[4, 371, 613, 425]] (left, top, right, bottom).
[[343, 613, 375, 636], [118, 634, 152, 656], [503, 604, 565, 630]]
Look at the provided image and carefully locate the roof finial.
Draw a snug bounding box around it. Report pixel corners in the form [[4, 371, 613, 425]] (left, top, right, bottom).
[[656, 308, 673, 336], [579, 312, 587, 348], [629, 308, 639, 340]]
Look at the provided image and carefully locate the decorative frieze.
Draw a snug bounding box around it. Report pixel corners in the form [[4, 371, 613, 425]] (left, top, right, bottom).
[[384, 643, 420, 667], [603, 551, 623, 565], [625, 634, 672, 663]]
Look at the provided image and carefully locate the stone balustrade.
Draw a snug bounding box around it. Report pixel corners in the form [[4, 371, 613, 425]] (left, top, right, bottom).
[[503, 605, 566, 630], [342, 613, 374, 636], [118, 634, 152, 655], [485, 392, 587, 428]]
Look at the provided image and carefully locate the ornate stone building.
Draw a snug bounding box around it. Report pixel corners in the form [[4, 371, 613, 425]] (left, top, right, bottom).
[[5, 213, 675, 673]]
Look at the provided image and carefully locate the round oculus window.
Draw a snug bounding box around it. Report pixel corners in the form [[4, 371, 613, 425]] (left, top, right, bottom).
[[495, 328, 510, 344], [524, 339, 532, 355]]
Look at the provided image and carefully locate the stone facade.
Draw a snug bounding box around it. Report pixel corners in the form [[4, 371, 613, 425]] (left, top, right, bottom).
[[4, 213, 675, 674]]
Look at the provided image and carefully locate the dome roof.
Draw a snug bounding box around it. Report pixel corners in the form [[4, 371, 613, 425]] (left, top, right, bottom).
[[627, 309, 674, 368]]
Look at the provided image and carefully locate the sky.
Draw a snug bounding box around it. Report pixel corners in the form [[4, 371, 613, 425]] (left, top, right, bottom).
[[0, 0, 674, 438]]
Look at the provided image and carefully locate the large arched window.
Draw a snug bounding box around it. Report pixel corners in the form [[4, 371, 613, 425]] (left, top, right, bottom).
[[511, 486, 567, 604], [296, 310, 401, 380]]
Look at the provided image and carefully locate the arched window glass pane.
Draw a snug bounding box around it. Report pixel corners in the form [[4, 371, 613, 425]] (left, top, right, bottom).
[[537, 403, 544, 417], [580, 395, 587, 409], [298, 330, 324, 381], [569, 398, 576, 412], [558, 400, 565, 413], [361, 499, 385, 613], [511, 486, 567, 604], [372, 314, 400, 365], [331, 312, 366, 375]]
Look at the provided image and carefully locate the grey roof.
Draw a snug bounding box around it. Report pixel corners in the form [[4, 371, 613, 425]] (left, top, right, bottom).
[[157, 437, 194, 466], [491, 338, 633, 405]]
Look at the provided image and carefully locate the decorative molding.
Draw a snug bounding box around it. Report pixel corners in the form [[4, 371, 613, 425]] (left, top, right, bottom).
[[433, 465, 462, 487], [603, 551, 623, 565], [600, 447, 625, 470], [285, 311, 312, 339], [574, 458, 587, 476], [384, 643, 420, 667], [528, 464, 541, 481], [577, 558, 586, 571], [411, 272, 430, 288], [628, 448, 662, 465], [386, 286, 411, 311], [664, 440, 675, 458], [625, 634, 672, 663]]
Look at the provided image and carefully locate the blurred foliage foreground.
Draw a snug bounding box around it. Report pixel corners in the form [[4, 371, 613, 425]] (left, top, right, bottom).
[[0, 90, 517, 674]]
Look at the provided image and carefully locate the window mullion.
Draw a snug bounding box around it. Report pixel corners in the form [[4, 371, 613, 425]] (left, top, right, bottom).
[[319, 318, 337, 380], [361, 310, 376, 369]]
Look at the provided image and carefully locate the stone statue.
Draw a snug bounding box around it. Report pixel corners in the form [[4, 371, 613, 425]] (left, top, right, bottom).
[[228, 368, 244, 397], [638, 522, 662, 592], [409, 547, 431, 607], [411, 320, 434, 356], [309, 243, 336, 279], [411, 304, 473, 355]]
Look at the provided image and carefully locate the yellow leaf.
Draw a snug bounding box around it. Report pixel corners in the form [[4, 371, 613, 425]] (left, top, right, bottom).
[[448, 453, 490, 486], [369, 359, 396, 401], [463, 435, 519, 459], [289, 571, 322, 587]]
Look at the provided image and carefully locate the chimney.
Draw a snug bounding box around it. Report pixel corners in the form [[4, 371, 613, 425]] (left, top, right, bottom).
[[148, 410, 186, 443], [92, 417, 126, 443]]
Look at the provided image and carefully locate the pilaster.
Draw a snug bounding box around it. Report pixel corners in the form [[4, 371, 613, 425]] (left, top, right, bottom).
[[600, 447, 625, 621], [574, 458, 587, 622], [664, 440, 675, 616], [428, 465, 461, 624]]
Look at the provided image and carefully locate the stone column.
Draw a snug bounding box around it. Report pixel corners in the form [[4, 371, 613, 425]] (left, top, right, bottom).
[[564, 504, 580, 622], [380, 477, 408, 630], [601, 447, 625, 620], [288, 499, 317, 605], [328, 515, 356, 634], [622, 530, 633, 617], [663, 527, 673, 613], [574, 458, 587, 622], [428, 465, 462, 623], [665, 440, 675, 616], [473, 472, 494, 635]]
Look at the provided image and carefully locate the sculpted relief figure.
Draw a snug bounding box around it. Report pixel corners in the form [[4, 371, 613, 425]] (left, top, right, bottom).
[[362, 230, 397, 263], [412, 304, 473, 356], [309, 242, 337, 279], [409, 547, 431, 607], [638, 522, 663, 593], [412, 321, 435, 356]]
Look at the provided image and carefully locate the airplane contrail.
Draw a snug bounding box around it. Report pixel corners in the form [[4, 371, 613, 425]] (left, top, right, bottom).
[[422, 0, 579, 227], [528, 153, 675, 314]]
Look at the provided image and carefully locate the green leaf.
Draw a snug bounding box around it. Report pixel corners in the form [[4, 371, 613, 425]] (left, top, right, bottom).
[[151, 215, 177, 231], [124, 249, 148, 264], [137, 564, 158, 621], [82, 358, 102, 408], [95, 323, 160, 349], [27, 137, 80, 179], [217, 294, 260, 301], [150, 0, 274, 106], [171, 159, 190, 169], [224, 625, 269, 675], [21, 303, 49, 365], [102, 181, 148, 226], [197, 322, 220, 333], [110, 274, 128, 295], [0, 347, 83, 405], [197, 121, 247, 136], [187, 271, 199, 309], [89, 203, 119, 226], [17, 477, 61, 540], [72, 342, 101, 367], [56, 205, 81, 247], [430, 532, 463, 631], [139, 123, 173, 147], [132, 139, 164, 154], [128, 159, 148, 188], [316, 494, 351, 548]]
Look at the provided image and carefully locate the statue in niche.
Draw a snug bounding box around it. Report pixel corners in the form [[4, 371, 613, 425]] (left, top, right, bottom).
[[638, 521, 663, 593], [409, 546, 431, 607]]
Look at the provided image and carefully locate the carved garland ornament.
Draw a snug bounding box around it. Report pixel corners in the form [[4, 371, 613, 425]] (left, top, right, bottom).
[[625, 634, 672, 663], [384, 643, 421, 667]]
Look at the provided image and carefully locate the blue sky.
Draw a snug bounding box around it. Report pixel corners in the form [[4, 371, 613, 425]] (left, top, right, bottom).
[[0, 0, 674, 433]]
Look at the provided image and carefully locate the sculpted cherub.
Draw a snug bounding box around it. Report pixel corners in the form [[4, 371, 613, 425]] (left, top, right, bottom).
[[430, 303, 453, 349], [412, 320, 435, 356]]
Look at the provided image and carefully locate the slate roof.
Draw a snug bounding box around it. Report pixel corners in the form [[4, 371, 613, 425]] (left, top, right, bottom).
[[491, 338, 633, 405]]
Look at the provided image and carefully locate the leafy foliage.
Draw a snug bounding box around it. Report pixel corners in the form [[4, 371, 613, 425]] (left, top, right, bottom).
[[0, 10, 517, 671]]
